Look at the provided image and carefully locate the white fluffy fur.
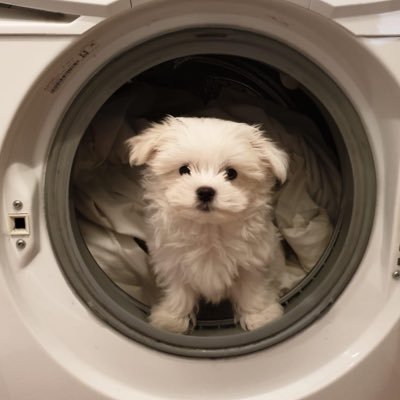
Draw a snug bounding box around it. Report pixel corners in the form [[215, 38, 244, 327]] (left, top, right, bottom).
[[127, 117, 289, 333]]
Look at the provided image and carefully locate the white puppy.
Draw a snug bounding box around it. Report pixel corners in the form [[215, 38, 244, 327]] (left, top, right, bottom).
[[127, 116, 288, 333]]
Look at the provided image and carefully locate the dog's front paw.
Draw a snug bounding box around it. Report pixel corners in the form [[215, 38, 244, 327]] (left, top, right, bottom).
[[149, 308, 191, 334], [239, 303, 284, 331]]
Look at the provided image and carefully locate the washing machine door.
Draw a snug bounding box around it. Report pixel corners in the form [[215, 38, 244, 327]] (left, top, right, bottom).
[[1, 1, 400, 399]]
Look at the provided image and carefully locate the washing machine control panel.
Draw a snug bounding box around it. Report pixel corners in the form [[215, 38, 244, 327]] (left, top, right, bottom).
[[1, 0, 131, 17], [287, 0, 400, 35], [308, 0, 400, 18], [2, 0, 400, 18], [1, 0, 400, 36]]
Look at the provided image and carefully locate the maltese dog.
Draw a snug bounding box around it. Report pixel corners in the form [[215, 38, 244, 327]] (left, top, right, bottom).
[[127, 116, 288, 334]]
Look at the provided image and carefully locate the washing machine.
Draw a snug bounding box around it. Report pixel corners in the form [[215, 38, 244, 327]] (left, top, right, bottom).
[[1, 0, 400, 399]]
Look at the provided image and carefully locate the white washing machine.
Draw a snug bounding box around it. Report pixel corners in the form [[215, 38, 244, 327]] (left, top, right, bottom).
[[1, 0, 400, 399]]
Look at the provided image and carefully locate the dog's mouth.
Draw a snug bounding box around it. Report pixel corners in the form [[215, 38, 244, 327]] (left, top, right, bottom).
[[196, 203, 212, 212]]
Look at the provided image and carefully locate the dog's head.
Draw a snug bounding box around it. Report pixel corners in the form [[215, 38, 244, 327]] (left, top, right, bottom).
[[127, 117, 288, 223]]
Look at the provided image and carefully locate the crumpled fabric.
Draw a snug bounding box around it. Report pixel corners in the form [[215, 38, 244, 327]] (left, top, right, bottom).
[[72, 82, 341, 305]]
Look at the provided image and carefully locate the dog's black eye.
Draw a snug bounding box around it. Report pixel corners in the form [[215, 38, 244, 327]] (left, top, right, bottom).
[[225, 168, 238, 181], [179, 165, 191, 175]]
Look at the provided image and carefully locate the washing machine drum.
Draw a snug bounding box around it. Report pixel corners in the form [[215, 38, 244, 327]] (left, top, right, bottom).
[[45, 29, 375, 358]]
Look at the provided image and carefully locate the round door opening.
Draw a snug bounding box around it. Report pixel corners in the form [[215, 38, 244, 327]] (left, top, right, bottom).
[[45, 29, 375, 358]]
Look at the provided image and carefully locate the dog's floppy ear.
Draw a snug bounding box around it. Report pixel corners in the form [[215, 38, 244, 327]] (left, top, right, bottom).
[[126, 122, 165, 166], [249, 126, 289, 183]]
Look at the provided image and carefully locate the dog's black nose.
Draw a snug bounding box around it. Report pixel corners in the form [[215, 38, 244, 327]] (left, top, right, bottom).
[[196, 186, 216, 203]]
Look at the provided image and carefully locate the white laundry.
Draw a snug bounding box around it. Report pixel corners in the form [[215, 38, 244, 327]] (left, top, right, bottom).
[[72, 82, 341, 306]]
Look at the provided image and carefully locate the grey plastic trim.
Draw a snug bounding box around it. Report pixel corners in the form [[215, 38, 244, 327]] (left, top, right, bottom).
[[45, 28, 376, 358], [2, 0, 131, 18]]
